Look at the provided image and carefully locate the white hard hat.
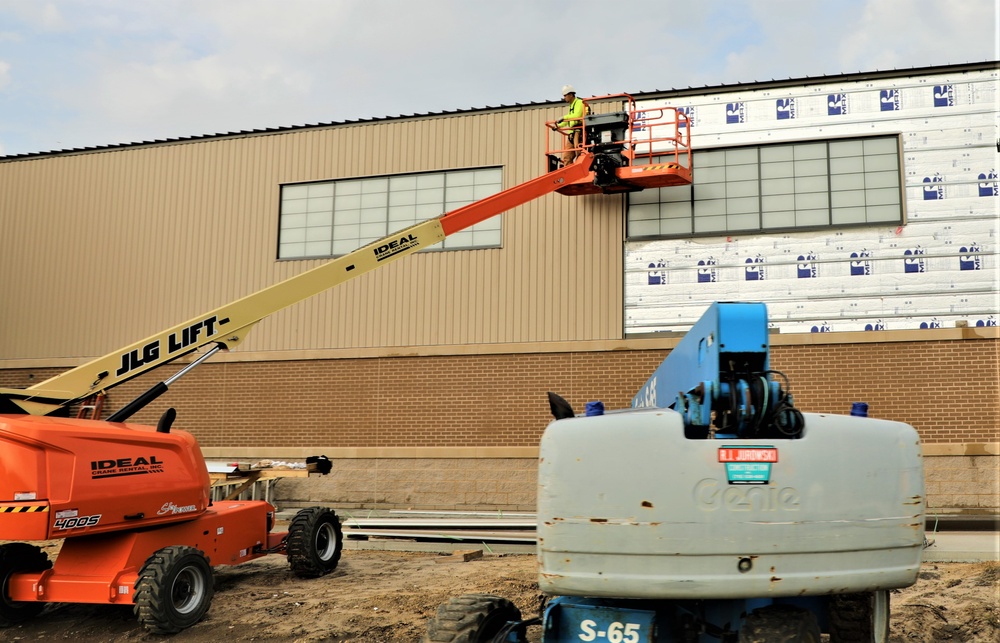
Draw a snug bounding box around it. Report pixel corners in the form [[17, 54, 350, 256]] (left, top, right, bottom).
[[561, 84, 575, 96]]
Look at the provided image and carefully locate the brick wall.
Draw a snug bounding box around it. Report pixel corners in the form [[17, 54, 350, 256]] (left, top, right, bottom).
[[1, 337, 996, 447], [769, 339, 999, 444], [4, 339, 996, 515]]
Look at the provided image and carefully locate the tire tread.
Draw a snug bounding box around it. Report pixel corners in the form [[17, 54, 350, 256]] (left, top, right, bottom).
[[424, 593, 522, 642], [739, 605, 821, 643], [287, 506, 343, 578], [134, 545, 213, 635], [0, 543, 50, 627]]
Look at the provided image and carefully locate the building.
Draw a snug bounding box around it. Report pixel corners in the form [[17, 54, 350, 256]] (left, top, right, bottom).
[[1, 61, 996, 516]]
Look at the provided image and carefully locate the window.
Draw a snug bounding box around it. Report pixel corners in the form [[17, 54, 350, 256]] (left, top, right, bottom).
[[627, 136, 902, 238], [278, 167, 503, 259]]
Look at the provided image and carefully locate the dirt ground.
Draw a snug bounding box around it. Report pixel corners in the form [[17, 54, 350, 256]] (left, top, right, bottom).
[[0, 543, 996, 642]]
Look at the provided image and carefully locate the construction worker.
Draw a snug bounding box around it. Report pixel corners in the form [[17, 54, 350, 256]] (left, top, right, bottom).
[[554, 84, 585, 166]]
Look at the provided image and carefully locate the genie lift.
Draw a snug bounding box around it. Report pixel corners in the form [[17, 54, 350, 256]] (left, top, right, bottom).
[[426, 303, 925, 643]]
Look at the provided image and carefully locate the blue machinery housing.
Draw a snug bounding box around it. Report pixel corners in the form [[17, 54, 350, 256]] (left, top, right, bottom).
[[631, 302, 803, 440]]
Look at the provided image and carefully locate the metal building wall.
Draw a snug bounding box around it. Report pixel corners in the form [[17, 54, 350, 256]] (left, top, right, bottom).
[[0, 104, 624, 364]]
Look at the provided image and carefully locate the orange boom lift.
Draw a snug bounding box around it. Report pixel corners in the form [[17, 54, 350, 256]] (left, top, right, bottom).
[[0, 95, 691, 634]]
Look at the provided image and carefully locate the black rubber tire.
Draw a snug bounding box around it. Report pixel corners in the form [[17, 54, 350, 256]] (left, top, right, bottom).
[[828, 591, 890, 643], [0, 543, 51, 627], [424, 594, 523, 643], [739, 605, 821, 643], [287, 506, 343, 578], [134, 545, 214, 634]]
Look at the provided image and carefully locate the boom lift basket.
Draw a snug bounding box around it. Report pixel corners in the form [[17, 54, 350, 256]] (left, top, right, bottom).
[[546, 93, 692, 195]]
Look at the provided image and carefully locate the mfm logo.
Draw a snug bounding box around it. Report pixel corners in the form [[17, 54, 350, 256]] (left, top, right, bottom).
[[726, 102, 746, 124], [632, 110, 647, 133], [776, 98, 796, 120], [922, 173, 945, 200], [797, 252, 818, 279], [960, 244, 982, 271], [744, 255, 765, 281], [828, 93, 849, 116], [850, 249, 872, 276], [904, 247, 926, 273], [647, 259, 667, 285], [697, 257, 717, 283], [91, 455, 165, 479], [880, 89, 900, 111], [978, 170, 998, 197], [933, 85, 954, 107], [677, 106, 695, 128], [373, 233, 419, 262]]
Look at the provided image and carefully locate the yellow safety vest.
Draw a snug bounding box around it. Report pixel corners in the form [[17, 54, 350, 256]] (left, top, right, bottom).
[[558, 97, 585, 130]]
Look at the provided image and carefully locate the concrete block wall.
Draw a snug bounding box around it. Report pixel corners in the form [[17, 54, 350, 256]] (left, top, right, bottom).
[[272, 456, 538, 512], [923, 447, 1000, 516], [265, 450, 999, 517]]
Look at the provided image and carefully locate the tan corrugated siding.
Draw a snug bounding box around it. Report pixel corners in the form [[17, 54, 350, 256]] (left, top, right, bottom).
[[0, 104, 623, 362]]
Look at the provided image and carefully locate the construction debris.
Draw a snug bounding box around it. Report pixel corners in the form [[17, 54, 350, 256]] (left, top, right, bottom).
[[434, 549, 484, 564]]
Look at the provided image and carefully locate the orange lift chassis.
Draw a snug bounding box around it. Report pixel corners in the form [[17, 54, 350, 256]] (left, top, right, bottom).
[[0, 95, 692, 634]]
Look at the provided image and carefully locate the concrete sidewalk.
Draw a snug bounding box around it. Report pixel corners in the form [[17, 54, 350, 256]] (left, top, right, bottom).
[[922, 530, 1000, 563]]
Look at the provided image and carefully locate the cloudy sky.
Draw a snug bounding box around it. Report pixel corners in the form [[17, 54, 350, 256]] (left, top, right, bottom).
[[0, 0, 996, 157]]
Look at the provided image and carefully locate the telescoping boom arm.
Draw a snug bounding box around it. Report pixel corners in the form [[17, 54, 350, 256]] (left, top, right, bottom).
[[0, 160, 595, 416]]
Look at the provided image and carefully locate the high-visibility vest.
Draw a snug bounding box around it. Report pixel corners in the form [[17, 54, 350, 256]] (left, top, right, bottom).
[[558, 97, 585, 130]]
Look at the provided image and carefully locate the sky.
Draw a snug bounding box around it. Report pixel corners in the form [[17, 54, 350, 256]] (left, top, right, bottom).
[[0, 0, 997, 157]]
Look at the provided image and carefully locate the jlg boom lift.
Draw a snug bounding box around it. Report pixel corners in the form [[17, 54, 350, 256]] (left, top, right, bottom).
[[0, 95, 692, 634]]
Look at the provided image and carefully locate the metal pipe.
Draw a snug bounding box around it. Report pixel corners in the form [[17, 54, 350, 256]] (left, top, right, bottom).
[[107, 345, 223, 423]]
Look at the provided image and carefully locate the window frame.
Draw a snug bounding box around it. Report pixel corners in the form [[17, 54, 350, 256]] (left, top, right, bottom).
[[626, 134, 905, 240], [277, 166, 504, 260]]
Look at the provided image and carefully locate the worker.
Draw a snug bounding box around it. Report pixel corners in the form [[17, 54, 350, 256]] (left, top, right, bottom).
[[554, 84, 585, 166]]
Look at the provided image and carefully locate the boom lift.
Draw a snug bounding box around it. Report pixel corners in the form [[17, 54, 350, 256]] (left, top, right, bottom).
[[0, 95, 690, 633], [425, 303, 926, 642]]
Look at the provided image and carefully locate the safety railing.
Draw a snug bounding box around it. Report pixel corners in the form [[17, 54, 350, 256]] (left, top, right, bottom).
[[545, 93, 691, 173], [629, 103, 691, 170]]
